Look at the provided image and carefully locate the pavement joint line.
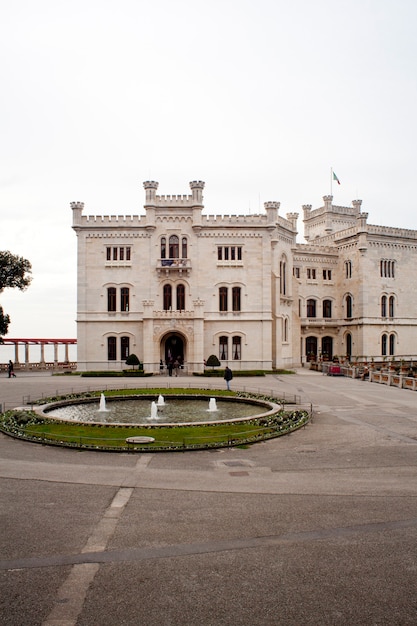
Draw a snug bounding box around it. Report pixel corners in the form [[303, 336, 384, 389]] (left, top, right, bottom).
[[41, 484, 134, 626], [4, 517, 417, 573]]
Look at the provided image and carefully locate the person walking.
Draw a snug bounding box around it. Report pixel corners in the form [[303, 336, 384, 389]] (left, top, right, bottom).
[[224, 366, 233, 390], [8, 360, 16, 378]]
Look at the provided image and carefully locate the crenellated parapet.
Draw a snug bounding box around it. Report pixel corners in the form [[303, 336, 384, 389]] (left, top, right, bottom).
[[70, 201, 85, 226], [143, 181, 159, 205], [142, 180, 205, 209]]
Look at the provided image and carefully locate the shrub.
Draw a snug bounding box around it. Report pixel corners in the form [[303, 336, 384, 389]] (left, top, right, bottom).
[[125, 354, 141, 370], [206, 354, 220, 369]]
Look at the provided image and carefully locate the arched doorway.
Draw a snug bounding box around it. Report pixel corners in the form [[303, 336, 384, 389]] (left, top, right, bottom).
[[163, 333, 185, 365], [306, 336, 318, 361], [321, 336, 333, 361]]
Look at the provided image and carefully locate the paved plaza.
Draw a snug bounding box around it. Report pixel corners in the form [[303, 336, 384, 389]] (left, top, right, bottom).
[[0, 370, 416, 625]]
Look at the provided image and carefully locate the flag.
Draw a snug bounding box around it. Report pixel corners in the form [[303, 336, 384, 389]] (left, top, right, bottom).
[[333, 171, 341, 185]]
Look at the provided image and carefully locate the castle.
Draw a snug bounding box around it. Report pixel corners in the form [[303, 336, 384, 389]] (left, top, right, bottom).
[[71, 181, 417, 372]]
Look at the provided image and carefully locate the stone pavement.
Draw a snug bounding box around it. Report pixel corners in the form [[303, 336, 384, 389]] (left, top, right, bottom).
[[0, 371, 416, 625]]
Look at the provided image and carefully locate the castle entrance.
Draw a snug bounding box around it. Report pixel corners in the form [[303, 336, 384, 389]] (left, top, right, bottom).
[[162, 333, 185, 366]]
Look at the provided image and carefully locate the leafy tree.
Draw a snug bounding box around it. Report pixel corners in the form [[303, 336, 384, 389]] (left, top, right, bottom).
[[125, 353, 141, 370], [0, 251, 32, 337], [206, 354, 220, 370]]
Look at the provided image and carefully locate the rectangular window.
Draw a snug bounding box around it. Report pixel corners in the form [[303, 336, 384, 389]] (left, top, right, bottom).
[[217, 246, 243, 262], [293, 267, 300, 278], [380, 259, 395, 278], [307, 268, 316, 280], [323, 269, 332, 280], [106, 247, 131, 263]]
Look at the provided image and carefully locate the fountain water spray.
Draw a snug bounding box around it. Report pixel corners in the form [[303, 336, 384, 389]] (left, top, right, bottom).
[[156, 395, 165, 407], [150, 401, 158, 420], [208, 398, 218, 412], [98, 393, 110, 412]]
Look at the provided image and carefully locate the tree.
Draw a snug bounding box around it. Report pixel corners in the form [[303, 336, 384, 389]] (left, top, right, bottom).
[[206, 354, 220, 370], [125, 353, 141, 370], [0, 251, 32, 337]]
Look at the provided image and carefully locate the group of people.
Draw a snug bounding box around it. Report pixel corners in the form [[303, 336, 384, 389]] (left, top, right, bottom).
[[160, 358, 233, 389], [160, 357, 183, 377]]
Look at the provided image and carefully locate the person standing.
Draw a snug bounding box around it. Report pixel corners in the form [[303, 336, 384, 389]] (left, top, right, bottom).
[[224, 366, 233, 390], [173, 358, 180, 377]]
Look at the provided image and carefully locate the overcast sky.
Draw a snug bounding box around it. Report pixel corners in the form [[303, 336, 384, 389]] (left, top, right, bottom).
[[1, 0, 417, 342]]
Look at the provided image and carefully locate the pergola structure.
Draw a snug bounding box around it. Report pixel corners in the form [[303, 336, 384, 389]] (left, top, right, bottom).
[[1, 338, 77, 366]]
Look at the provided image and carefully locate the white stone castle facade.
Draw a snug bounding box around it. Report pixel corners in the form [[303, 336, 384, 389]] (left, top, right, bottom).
[[71, 181, 417, 373]]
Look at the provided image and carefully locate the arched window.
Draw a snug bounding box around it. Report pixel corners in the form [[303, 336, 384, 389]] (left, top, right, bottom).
[[232, 336, 241, 360], [307, 299, 316, 317], [280, 257, 287, 295], [389, 296, 395, 318], [219, 287, 228, 311], [389, 333, 395, 356], [121, 287, 129, 312], [219, 336, 228, 360], [176, 284, 185, 311], [169, 235, 179, 259], [107, 287, 116, 312], [345, 260, 352, 278], [181, 237, 187, 258], [323, 299, 332, 318], [163, 284, 172, 310], [107, 337, 116, 360], [346, 295, 353, 318], [346, 332, 352, 360], [232, 286, 241, 311], [381, 333, 387, 356], [283, 317, 288, 342], [160, 237, 166, 259], [381, 295, 387, 318], [121, 336, 130, 360]]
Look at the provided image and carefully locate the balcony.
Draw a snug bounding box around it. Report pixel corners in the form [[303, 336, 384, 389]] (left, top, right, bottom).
[[301, 317, 339, 330], [157, 258, 191, 277]]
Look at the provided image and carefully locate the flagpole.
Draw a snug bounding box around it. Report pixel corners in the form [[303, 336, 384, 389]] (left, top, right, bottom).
[[330, 167, 333, 195]]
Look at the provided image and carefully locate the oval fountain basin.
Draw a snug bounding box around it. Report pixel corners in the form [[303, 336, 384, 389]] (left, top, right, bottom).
[[42, 395, 278, 425]]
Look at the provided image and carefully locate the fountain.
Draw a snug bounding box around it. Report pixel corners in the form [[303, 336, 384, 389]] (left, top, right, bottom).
[[150, 401, 158, 420], [156, 395, 165, 407], [98, 393, 110, 412], [208, 398, 218, 412], [45, 394, 277, 425]]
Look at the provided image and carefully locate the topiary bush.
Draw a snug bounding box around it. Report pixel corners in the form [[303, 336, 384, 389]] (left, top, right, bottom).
[[206, 354, 220, 370]]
